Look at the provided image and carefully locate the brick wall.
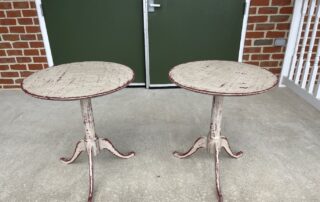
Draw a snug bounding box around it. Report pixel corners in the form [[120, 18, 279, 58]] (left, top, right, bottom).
[[0, 0, 293, 89], [243, 0, 293, 75]]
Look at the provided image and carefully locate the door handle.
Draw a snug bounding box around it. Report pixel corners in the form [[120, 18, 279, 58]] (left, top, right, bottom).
[[148, 0, 160, 12]]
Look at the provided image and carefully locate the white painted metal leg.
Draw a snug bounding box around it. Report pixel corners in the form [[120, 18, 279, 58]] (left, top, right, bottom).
[[60, 140, 86, 164], [61, 98, 135, 202], [173, 96, 242, 202], [99, 138, 135, 159]]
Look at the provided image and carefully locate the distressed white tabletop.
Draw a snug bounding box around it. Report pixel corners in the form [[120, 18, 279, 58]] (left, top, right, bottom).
[[22, 61, 134, 101], [169, 60, 278, 96]]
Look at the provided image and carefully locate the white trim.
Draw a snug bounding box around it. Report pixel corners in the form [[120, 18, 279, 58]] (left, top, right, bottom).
[[280, 0, 306, 87], [283, 77, 320, 111], [143, 0, 151, 89], [129, 83, 145, 87], [35, 0, 54, 67], [238, 0, 250, 62], [149, 84, 177, 88]]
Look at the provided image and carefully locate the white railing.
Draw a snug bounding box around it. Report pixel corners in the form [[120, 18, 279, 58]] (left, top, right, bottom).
[[280, 0, 320, 110]]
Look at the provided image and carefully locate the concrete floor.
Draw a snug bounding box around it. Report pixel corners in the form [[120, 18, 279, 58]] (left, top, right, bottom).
[[0, 88, 319, 202]]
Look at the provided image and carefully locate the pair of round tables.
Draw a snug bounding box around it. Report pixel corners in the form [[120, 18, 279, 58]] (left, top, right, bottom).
[[22, 61, 277, 202]]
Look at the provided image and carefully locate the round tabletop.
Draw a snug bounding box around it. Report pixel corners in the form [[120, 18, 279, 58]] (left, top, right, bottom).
[[169, 60, 278, 96], [22, 61, 134, 101]]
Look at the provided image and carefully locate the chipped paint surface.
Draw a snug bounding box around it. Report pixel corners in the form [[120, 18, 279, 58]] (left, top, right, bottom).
[[169, 60, 278, 96], [21, 61, 134, 101]]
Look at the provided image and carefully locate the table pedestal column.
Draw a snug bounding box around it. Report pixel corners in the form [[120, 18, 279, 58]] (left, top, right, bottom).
[[173, 96, 243, 202], [60, 98, 135, 202]]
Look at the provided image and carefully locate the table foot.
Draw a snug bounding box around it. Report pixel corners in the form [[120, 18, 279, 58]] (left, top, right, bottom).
[[99, 138, 135, 159], [214, 145, 223, 202], [173, 136, 207, 159], [87, 144, 94, 202], [221, 136, 243, 159], [60, 140, 86, 164]]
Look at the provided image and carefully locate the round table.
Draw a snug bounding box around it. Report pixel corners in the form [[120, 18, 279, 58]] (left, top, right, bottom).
[[169, 60, 278, 201], [22, 61, 135, 202]]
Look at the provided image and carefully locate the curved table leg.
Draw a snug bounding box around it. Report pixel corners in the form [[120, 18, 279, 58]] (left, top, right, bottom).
[[60, 140, 86, 164], [221, 137, 243, 159], [99, 138, 135, 159], [214, 144, 223, 202], [173, 136, 207, 159], [87, 145, 94, 202]]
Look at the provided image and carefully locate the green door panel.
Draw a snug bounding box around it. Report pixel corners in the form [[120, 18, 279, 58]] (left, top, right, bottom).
[[148, 0, 245, 84], [42, 0, 145, 83]]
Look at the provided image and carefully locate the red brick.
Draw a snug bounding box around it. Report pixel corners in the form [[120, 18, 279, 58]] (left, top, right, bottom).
[[2, 34, 19, 41], [20, 71, 34, 77], [0, 2, 12, 9], [248, 16, 268, 23], [276, 23, 290, 30], [0, 27, 9, 33], [33, 18, 39, 25], [29, 1, 36, 8], [10, 64, 27, 70], [22, 10, 37, 17], [247, 24, 254, 30], [270, 15, 290, 23], [246, 32, 265, 38], [249, 7, 257, 15], [0, 79, 14, 84], [7, 49, 23, 56], [24, 49, 39, 56], [28, 63, 43, 70], [258, 7, 278, 14], [18, 18, 33, 25], [20, 34, 37, 40], [15, 78, 24, 84], [266, 31, 286, 38], [0, 58, 15, 63], [280, 7, 293, 14], [6, 10, 21, 17], [245, 40, 251, 46], [40, 49, 46, 55], [16, 57, 32, 63], [263, 47, 282, 53], [244, 47, 261, 53], [260, 61, 279, 67], [33, 56, 47, 62], [13, 42, 29, 48], [251, 54, 270, 60], [0, 19, 16, 25], [0, 50, 6, 56], [30, 42, 44, 48], [13, 2, 29, 9], [256, 24, 275, 30], [0, 65, 9, 70], [251, 0, 269, 6], [272, 54, 285, 59], [1, 72, 19, 77], [9, 26, 25, 33], [26, 26, 40, 33], [0, 11, 5, 17], [245, 61, 260, 66], [3, 85, 21, 89], [37, 34, 42, 40], [242, 55, 249, 61], [0, 42, 12, 49], [269, 68, 282, 74], [272, 0, 292, 6]]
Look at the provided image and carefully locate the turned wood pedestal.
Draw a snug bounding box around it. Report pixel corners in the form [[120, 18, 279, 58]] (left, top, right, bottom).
[[169, 60, 278, 201], [22, 61, 135, 202]]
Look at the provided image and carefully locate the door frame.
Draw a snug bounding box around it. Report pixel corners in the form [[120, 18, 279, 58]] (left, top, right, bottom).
[[36, 0, 250, 88]]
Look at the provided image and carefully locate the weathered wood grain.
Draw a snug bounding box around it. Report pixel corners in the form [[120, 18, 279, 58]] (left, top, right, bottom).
[[169, 60, 278, 96], [21, 61, 134, 101]]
